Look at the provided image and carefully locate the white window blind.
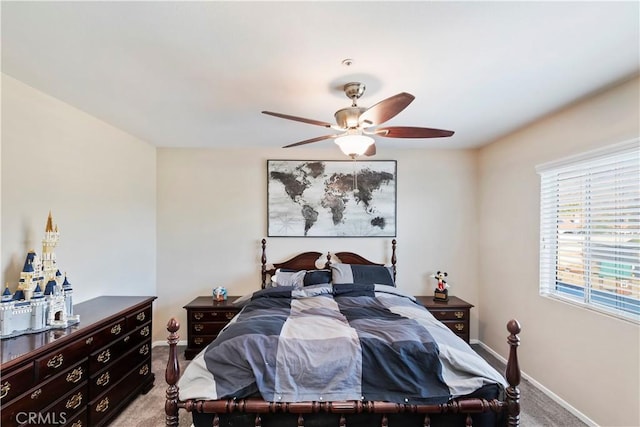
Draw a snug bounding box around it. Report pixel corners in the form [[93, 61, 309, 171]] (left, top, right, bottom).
[[537, 139, 640, 322]]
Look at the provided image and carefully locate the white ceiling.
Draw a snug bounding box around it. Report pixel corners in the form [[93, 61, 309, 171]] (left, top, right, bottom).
[[2, 1, 638, 151]]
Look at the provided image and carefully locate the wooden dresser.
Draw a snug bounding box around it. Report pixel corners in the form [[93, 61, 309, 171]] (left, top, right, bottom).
[[0, 296, 156, 427], [417, 295, 474, 343], [183, 296, 241, 360]]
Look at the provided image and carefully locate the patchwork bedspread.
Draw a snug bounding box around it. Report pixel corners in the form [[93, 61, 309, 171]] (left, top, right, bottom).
[[178, 284, 506, 405]]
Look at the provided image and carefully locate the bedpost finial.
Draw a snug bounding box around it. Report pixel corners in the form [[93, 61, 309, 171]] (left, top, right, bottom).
[[507, 319, 521, 336], [167, 318, 180, 333]]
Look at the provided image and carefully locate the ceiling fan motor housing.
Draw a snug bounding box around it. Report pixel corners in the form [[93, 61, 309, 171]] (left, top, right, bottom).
[[334, 107, 367, 129], [343, 82, 366, 102]]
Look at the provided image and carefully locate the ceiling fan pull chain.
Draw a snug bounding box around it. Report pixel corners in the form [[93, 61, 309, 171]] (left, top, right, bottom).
[[353, 157, 359, 195]]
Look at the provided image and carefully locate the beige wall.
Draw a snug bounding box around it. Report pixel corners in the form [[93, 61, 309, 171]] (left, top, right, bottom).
[[477, 75, 640, 426], [1, 74, 157, 302], [155, 147, 480, 345]]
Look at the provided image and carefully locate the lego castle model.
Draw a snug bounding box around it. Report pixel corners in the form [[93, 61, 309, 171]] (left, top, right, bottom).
[[0, 212, 80, 339]]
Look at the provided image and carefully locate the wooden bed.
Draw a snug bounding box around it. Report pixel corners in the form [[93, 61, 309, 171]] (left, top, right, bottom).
[[165, 239, 521, 427]]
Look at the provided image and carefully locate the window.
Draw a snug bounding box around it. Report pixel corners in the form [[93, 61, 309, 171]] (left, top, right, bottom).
[[537, 139, 639, 322]]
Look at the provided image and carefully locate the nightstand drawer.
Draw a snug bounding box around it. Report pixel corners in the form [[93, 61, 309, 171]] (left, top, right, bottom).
[[430, 309, 468, 321], [416, 296, 474, 344], [184, 296, 241, 360], [190, 322, 230, 335], [441, 320, 468, 334], [189, 334, 217, 348], [191, 310, 238, 321]]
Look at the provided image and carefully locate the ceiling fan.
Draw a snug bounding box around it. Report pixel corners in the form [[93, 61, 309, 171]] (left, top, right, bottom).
[[262, 82, 454, 158]]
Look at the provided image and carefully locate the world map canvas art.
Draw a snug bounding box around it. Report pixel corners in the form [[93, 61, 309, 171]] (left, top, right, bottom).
[[267, 160, 397, 237]]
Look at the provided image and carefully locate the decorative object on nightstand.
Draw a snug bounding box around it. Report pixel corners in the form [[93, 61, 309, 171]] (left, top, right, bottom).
[[213, 286, 228, 301], [432, 270, 449, 302], [417, 295, 473, 343], [183, 296, 241, 360]]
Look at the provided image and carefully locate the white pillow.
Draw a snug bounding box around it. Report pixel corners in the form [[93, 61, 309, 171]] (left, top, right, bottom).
[[272, 269, 306, 288]]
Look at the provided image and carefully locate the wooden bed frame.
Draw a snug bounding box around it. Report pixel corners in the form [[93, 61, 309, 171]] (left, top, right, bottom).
[[166, 239, 521, 426]]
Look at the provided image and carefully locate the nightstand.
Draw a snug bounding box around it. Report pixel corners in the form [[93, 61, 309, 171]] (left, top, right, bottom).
[[183, 296, 241, 360], [416, 296, 474, 343]]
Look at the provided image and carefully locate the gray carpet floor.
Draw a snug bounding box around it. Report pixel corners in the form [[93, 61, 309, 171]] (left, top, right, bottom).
[[110, 345, 587, 427]]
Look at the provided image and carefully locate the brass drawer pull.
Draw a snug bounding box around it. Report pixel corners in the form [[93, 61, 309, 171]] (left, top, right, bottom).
[[85, 337, 94, 345], [66, 367, 84, 383], [0, 382, 10, 399], [194, 337, 204, 345], [225, 312, 235, 320], [31, 388, 42, 400], [438, 311, 447, 318], [454, 311, 465, 319], [111, 324, 122, 335], [71, 421, 83, 427], [96, 397, 109, 413], [97, 349, 111, 364], [194, 312, 204, 320], [124, 335, 130, 342], [140, 326, 150, 337], [47, 353, 64, 369], [136, 312, 146, 322], [97, 372, 110, 387], [139, 344, 150, 356], [194, 324, 204, 332], [66, 392, 83, 410], [455, 323, 465, 331], [139, 365, 149, 376]]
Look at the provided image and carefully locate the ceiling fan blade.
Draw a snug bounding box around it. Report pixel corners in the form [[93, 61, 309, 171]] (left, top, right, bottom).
[[364, 143, 377, 157], [283, 134, 337, 148], [262, 111, 333, 128], [376, 126, 455, 138], [359, 92, 415, 126]]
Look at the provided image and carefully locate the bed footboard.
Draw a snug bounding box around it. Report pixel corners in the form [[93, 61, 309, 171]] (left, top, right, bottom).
[[165, 318, 522, 427]]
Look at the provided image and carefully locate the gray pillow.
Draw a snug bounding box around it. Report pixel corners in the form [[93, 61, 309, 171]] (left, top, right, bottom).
[[331, 263, 395, 287]]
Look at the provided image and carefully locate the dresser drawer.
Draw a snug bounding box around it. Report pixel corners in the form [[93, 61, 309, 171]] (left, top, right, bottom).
[[86, 318, 127, 351], [0, 363, 34, 404], [42, 384, 88, 425], [127, 306, 152, 330], [62, 408, 87, 427], [88, 328, 150, 372], [2, 367, 87, 426], [10, 386, 87, 427], [190, 310, 238, 321], [36, 340, 89, 382], [89, 340, 152, 399], [88, 359, 151, 426]]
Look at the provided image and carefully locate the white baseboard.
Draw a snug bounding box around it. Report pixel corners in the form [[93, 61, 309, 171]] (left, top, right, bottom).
[[475, 341, 598, 427]]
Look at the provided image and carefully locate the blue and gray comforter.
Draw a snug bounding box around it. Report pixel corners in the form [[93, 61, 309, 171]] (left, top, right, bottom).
[[178, 284, 506, 405]]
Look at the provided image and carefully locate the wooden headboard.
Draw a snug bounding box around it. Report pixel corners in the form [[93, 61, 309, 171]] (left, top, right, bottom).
[[260, 238, 397, 288]]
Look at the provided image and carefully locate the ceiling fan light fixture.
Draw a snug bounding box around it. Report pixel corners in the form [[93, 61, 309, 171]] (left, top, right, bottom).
[[335, 134, 374, 157]]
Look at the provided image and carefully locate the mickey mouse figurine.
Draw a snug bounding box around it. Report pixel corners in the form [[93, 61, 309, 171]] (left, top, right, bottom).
[[433, 271, 449, 302]]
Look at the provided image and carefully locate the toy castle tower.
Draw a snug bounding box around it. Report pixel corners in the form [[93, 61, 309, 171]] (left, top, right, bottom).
[[0, 212, 79, 339]]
